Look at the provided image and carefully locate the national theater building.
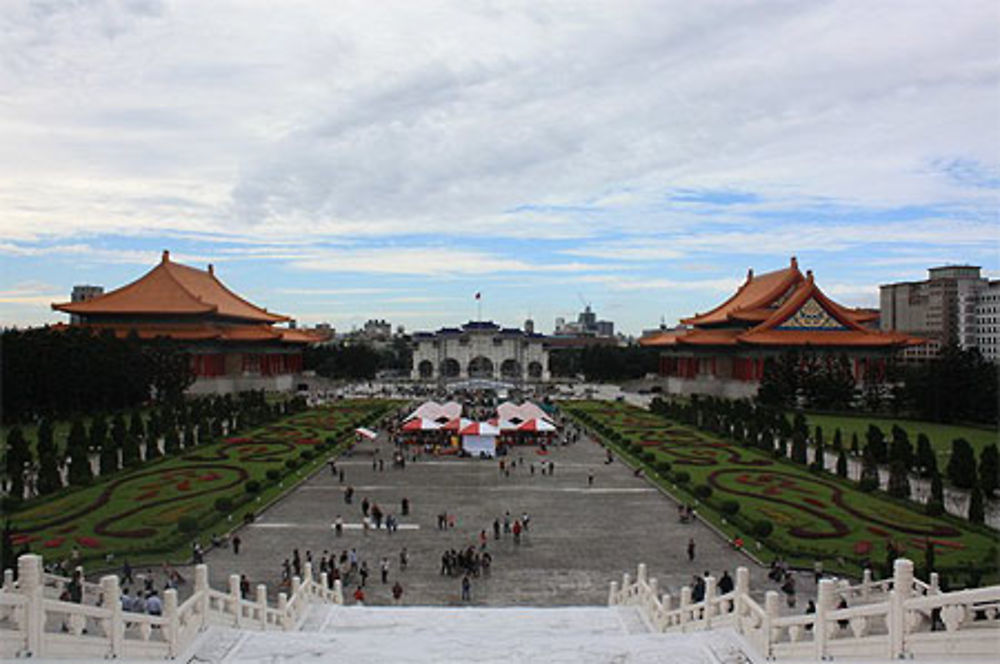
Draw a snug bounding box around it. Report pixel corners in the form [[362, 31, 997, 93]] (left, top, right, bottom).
[[52, 251, 326, 394], [639, 257, 922, 398], [411, 321, 550, 384]]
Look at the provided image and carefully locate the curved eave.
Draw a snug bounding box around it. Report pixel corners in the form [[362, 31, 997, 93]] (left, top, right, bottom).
[[682, 265, 803, 326]]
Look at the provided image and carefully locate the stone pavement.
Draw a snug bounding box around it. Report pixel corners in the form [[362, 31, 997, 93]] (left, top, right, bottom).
[[202, 424, 818, 609]]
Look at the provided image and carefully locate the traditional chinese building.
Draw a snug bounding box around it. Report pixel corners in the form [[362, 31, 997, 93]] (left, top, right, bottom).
[[639, 257, 922, 398], [51, 250, 326, 394]]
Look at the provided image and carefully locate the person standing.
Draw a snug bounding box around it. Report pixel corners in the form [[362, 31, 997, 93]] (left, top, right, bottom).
[[399, 547, 408, 572], [687, 538, 696, 562], [122, 559, 134, 585], [380, 557, 390, 584], [353, 586, 365, 604], [718, 570, 734, 595], [461, 574, 471, 601], [588, 470, 594, 486], [335, 515, 344, 537], [232, 535, 241, 555], [392, 581, 404, 605]]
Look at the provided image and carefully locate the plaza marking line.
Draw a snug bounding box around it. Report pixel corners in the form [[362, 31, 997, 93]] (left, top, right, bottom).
[[249, 522, 421, 531], [299, 485, 656, 494]]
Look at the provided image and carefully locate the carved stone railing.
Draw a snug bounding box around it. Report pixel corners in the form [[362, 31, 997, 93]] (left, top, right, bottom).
[[0, 553, 343, 659], [610, 558, 999, 661]]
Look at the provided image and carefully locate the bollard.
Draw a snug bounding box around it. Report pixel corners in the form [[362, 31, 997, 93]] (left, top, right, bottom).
[[861, 568, 872, 601], [19, 554, 44, 657]]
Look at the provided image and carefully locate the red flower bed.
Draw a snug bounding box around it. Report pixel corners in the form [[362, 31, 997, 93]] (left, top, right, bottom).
[[199, 472, 221, 482], [296, 438, 321, 445], [634, 440, 663, 447], [44, 537, 65, 548], [854, 540, 872, 555], [867, 526, 890, 537], [177, 480, 191, 491], [136, 490, 159, 501], [225, 437, 252, 444], [803, 498, 827, 508], [56, 525, 77, 534], [11, 534, 38, 546], [76, 536, 101, 549]]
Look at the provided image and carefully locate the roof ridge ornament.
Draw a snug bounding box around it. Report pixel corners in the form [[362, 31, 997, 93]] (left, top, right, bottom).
[[162, 249, 170, 263], [790, 255, 798, 269]]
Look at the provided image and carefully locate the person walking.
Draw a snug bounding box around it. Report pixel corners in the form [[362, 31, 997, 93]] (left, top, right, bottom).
[[687, 538, 696, 562], [122, 559, 134, 585], [232, 535, 241, 555], [512, 520, 522, 544], [781, 573, 797, 608], [461, 574, 471, 602], [380, 557, 390, 584], [392, 581, 404, 605], [335, 515, 343, 536], [399, 547, 408, 572], [588, 470, 594, 486]]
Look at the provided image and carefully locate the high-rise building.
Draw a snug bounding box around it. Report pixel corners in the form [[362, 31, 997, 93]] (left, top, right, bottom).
[[975, 280, 1000, 363], [880, 265, 988, 360], [69, 285, 104, 324]]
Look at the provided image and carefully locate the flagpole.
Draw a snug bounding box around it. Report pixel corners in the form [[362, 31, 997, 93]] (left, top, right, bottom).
[[477, 293, 482, 322]]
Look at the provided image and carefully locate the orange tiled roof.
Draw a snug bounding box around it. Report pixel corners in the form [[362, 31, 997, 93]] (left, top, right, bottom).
[[49, 321, 322, 345], [681, 257, 804, 326], [651, 260, 923, 350], [52, 251, 289, 323]]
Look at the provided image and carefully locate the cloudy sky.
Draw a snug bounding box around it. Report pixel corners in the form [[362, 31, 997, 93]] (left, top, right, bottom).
[[1, 0, 997, 334]]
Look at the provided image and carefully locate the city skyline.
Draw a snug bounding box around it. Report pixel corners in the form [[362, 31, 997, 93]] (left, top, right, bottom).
[[1, 1, 998, 334]]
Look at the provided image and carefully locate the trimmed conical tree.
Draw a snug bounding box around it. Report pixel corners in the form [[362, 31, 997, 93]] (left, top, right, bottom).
[[111, 414, 127, 450], [859, 446, 880, 492], [979, 444, 998, 497], [832, 428, 843, 452], [791, 430, 808, 465], [67, 419, 93, 486], [850, 432, 860, 456], [4, 427, 30, 501], [968, 485, 985, 524], [836, 450, 849, 478], [36, 419, 62, 495], [164, 428, 180, 455], [930, 469, 944, 504], [887, 459, 910, 499], [94, 415, 117, 476], [129, 411, 145, 445], [916, 433, 936, 477], [946, 438, 977, 489]]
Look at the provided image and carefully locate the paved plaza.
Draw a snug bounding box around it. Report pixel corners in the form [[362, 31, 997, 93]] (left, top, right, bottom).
[[202, 423, 817, 608]]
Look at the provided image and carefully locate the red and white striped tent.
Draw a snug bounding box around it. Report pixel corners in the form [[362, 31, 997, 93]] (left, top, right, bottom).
[[517, 418, 556, 432], [440, 417, 474, 432], [459, 421, 501, 436], [401, 417, 441, 432], [354, 427, 378, 439]]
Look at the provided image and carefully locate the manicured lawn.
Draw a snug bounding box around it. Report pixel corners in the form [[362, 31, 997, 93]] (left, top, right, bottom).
[[794, 412, 998, 465], [7, 400, 400, 568], [565, 401, 998, 584]]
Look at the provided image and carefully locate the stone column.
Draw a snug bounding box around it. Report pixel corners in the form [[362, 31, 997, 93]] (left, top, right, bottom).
[[194, 564, 209, 629], [704, 575, 717, 624], [608, 581, 618, 606], [229, 574, 242, 626], [764, 590, 780, 657], [679, 586, 692, 631], [19, 554, 44, 657], [256, 584, 268, 630], [815, 578, 835, 660], [889, 558, 914, 659], [163, 588, 179, 658], [101, 574, 123, 658], [734, 567, 750, 633], [277, 592, 289, 631]]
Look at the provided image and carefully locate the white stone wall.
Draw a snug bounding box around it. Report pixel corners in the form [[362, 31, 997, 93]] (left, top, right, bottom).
[[411, 331, 550, 382]]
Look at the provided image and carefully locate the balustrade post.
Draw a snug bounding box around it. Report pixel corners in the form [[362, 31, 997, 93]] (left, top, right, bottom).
[[704, 575, 717, 626], [680, 586, 692, 631], [277, 592, 289, 631], [815, 578, 834, 660], [929, 572, 939, 594], [735, 567, 750, 634], [2, 568, 13, 590], [320, 572, 329, 600], [609, 581, 618, 606], [19, 554, 44, 657], [291, 575, 301, 598], [649, 578, 659, 610], [304, 563, 313, 586], [662, 593, 672, 612], [862, 568, 872, 601], [622, 572, 631, 599], [164, 588, 179, 658], [256, 584, 268, 630], [194, 564, 209, 629], [890, 558, 914, 659], [334, 579, 343, 605], [229, 574, 242, 626], [764, 590, 780, 658], [637, 563, 647, 585], [101, 574, 123, 658]]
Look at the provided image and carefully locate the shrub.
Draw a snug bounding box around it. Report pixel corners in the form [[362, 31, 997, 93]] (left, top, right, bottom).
[[178, 516, 199, 534], [694, 484, 713, 499], [214, 497, 233, 513], [721, 500, 740, 515], [285, 459, 299, 470], [266, 469, 281, 481], [673, 471, 690, 484], [641, 451, 655, 464], [245, 480, 262, 494], [301, 449, 315, 461], [655, 460, 672, 474], [753, 519, 773, 538]]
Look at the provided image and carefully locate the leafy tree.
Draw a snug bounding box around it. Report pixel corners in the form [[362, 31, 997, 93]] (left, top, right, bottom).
[[4, 427, 31, 501], [899, 344, 998, 424], [758, 352, 800, 408], [946, 438, 977, 489], [887, 459, 911, 499], [66, 419, 93, 486], [836, 449, 849, 478], [866, 424, 887, 464], [968, 485, 985, 524], [915, 433, 937, 477], [979, 444, 999, 497], [35, 419, 62, 495]]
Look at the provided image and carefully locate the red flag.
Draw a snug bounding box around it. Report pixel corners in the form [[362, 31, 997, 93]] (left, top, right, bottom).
[[475, 292, 481, 300]]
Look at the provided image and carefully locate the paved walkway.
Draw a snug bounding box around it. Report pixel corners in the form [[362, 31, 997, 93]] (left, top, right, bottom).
[[202, 425, 818, 608]]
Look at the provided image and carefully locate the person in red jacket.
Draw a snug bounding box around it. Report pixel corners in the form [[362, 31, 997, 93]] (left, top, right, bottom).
[[512, 520, 522, 544], [353, 586, 365, 604]]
